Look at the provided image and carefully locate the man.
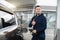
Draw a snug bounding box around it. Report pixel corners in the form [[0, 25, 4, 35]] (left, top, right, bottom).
[[29, 5, 47, 40]]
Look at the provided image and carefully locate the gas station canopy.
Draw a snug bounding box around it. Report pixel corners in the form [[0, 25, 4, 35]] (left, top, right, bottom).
[[6, 0, 35, 9]]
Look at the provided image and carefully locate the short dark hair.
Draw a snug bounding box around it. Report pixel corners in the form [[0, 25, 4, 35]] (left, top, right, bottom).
[[35, 5, 41, 9]]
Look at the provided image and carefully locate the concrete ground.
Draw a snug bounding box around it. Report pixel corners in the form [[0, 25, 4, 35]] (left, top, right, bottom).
[[23, 28, 56, 40]]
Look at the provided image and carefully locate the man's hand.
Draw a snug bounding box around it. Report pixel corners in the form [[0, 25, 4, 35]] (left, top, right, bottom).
[[32, 30, 37, 34], [32, 21, 36, 26]]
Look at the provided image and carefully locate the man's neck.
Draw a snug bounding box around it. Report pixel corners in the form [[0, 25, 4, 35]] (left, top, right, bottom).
[[36, 14, 39, 16], [36, 14, 41, 16]]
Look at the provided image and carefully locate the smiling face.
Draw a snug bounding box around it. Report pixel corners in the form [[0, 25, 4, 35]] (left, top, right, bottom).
[[35, 6, 42, 15]]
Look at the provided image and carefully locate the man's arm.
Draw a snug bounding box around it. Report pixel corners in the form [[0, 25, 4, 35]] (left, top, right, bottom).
[[29, 16, 35, 27]]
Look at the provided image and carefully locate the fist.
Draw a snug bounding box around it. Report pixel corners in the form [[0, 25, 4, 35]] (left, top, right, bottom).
[[32, 21, 36, 26], [32, 30, 37, 34]]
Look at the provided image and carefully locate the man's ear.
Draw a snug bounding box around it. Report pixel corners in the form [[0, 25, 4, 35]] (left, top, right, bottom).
[[40, 8, 42, 13]]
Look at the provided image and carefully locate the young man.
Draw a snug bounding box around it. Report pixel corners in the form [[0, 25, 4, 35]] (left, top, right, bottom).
[[29, 5, 47, 40]]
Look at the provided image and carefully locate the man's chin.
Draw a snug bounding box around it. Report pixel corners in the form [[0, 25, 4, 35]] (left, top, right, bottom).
[[36, 13, 40, 15]]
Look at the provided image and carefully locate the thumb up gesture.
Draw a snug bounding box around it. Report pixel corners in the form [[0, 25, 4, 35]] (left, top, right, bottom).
[[32, 20, 36, 26]]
